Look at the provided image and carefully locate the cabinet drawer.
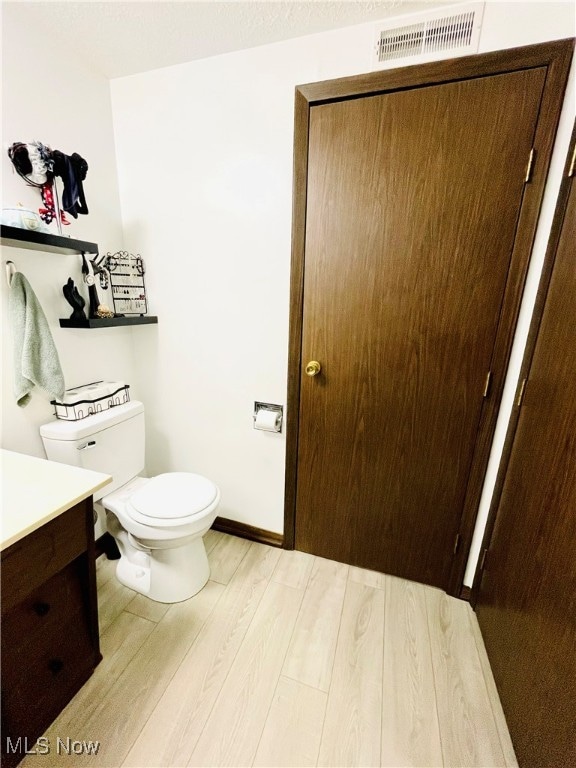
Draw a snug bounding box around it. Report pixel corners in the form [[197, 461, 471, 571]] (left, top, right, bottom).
[[1, 608, 97, 737], [1, 560, 86, 663], [1, 500, 90, 614]]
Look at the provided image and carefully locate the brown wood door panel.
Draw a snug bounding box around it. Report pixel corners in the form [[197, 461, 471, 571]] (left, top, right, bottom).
[[476, 141, 576, 767], [295, 68, 547, 589]]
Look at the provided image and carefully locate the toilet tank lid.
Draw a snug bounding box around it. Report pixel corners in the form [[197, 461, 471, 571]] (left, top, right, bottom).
[[40, 401, 144, 441], [130, 472, 219, 519]]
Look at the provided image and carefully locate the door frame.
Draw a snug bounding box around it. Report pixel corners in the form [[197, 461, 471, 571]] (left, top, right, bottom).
[[470, 118, 576, 606], [283, 39, 574, 597]]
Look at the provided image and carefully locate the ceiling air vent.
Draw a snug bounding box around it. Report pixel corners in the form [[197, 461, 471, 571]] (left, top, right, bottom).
[[373, 2, 484, 67]]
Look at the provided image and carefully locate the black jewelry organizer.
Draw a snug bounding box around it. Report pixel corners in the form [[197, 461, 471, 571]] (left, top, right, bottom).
[[103, 251, 148, 316]]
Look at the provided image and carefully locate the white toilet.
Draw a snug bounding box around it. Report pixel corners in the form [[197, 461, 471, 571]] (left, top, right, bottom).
[[40, 400, 220, 603]]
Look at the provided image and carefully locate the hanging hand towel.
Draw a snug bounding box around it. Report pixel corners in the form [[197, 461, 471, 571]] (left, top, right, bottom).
[[9, 271, 65, 406]]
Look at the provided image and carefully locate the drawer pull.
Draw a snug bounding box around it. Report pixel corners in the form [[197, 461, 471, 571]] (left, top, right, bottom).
[[48, 658, 64, 675], [33, 601, 50, 616]]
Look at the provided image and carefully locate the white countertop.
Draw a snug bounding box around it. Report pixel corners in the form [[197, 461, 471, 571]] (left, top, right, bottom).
[[1, 449, 111, 551]]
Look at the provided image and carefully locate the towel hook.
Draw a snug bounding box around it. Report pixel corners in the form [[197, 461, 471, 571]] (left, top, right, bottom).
[[5, 261, 16, 287]]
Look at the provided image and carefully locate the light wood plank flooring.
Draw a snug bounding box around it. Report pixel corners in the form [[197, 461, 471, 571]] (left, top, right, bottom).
[[22, 532, 517, 768]]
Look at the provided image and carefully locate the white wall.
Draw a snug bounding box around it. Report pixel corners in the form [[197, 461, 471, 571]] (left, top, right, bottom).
[[1, 5, 140, 521], [111, 3, 574, 573], [2, 1, 571, 579]]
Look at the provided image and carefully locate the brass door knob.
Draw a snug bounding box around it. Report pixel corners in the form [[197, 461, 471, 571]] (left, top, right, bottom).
[[305, 360, 321, 377]]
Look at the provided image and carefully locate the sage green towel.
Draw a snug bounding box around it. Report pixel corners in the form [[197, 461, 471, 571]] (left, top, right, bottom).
[[9, 271, 65, 407]]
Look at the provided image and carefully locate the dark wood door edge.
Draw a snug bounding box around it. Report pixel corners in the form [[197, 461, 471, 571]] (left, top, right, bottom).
[[446, 41, 575, 595], [296, 39, 573, 104], [212, 516, 283, 549], [470, 119, 576, 609], [284, 39, 575, 592], [283, 86, 310, 551]]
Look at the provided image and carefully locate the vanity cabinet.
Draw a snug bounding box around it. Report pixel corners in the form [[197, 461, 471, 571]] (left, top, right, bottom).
[[1, 497, 101, 768]]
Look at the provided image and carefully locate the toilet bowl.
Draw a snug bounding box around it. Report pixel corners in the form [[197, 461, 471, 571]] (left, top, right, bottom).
[[40, 400, 221, 603], [103, 474, 220, 602]]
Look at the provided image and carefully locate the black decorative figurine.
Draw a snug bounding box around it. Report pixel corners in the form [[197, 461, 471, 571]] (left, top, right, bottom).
[[62, 278, 87, 321]]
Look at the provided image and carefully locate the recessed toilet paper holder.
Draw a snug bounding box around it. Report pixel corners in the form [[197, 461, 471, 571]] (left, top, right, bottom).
[[254, 402, 283, 433]]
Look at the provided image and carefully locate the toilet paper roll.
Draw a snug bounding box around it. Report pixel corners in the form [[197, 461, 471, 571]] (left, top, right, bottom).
[[255, 408, 281, 432]]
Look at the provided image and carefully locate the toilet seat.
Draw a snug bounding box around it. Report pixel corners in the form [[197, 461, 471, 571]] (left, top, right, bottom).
[[126, 473, 219, 527], [130, 473, 218, 520], [104, 473, 220, 531]]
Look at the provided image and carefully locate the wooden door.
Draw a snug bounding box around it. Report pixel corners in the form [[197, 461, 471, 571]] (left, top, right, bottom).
[[286, 42, 574, 594], [475, 126, 576, 768]]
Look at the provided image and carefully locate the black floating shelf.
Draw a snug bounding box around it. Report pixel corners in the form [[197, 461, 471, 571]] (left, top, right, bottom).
[[1, 224, 98, 255], [59, 316, 158, 329]]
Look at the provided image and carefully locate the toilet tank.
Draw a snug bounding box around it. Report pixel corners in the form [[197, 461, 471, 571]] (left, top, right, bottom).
[[40, 400, 145, 501]]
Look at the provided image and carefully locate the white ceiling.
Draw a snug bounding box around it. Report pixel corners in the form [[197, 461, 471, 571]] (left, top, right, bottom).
[[3, 1, 461, 79]]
